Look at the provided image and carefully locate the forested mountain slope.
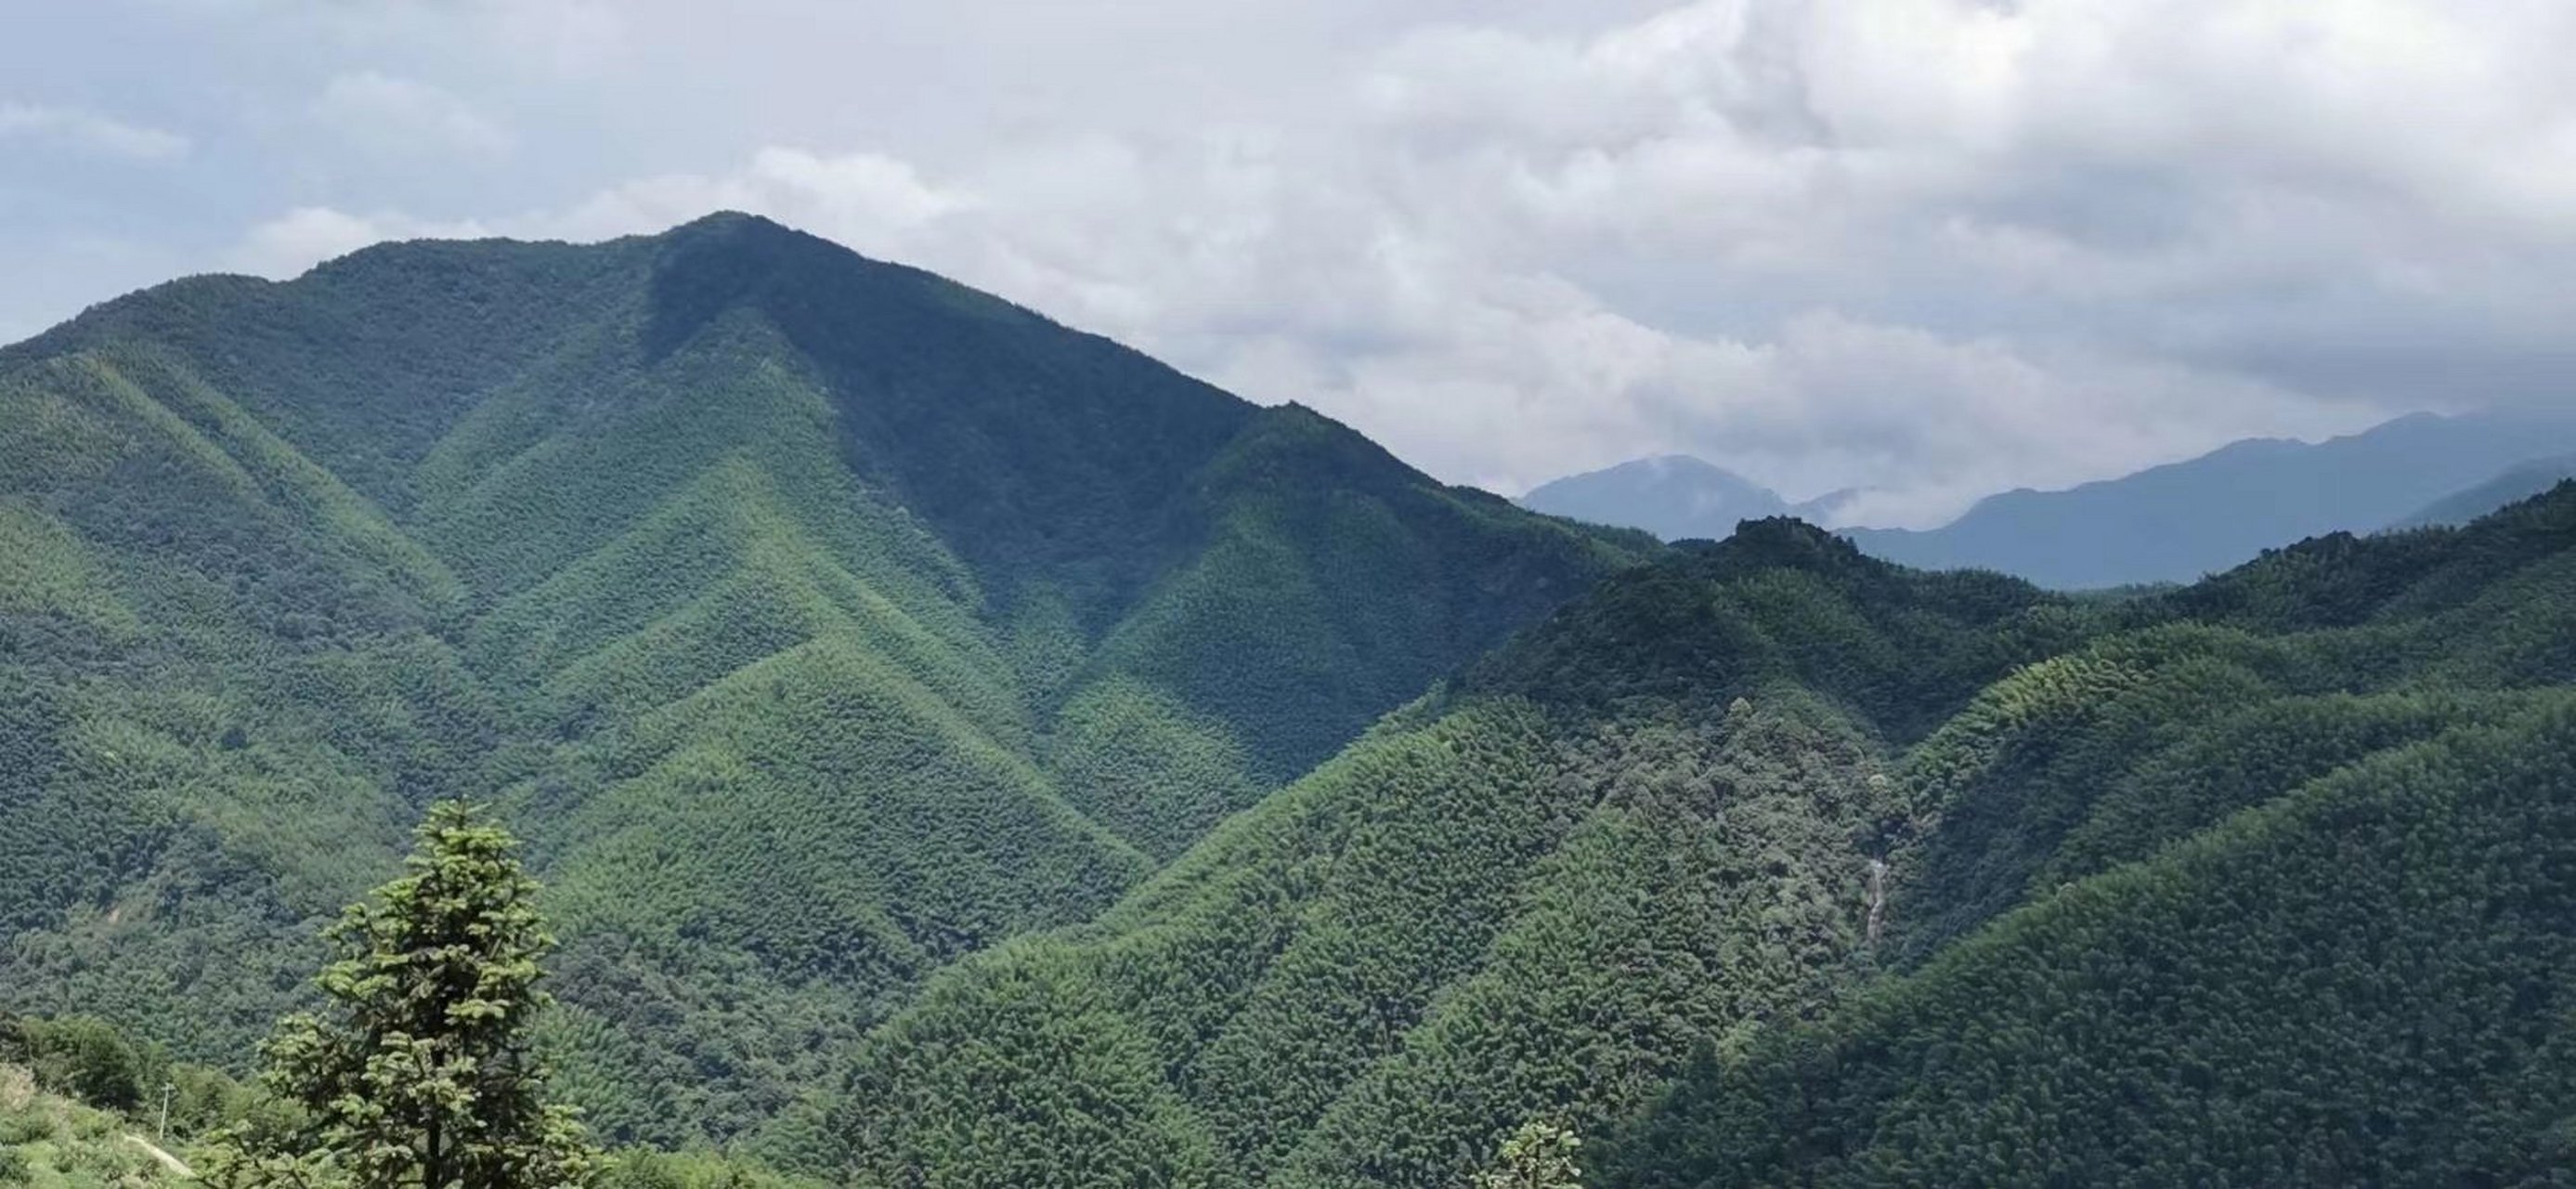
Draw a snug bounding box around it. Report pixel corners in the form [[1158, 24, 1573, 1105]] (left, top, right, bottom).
[[805, 488, 2576, 1187], [803, 522, 2081, 1187], [1599, 484, 2576, 1186], [0, 212, 1644, 1146]]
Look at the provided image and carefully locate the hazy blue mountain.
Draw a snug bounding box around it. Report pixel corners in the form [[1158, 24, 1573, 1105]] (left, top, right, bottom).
[[2387, 453, 2576, 529], [1520, 455, 1822, 541], [1841, 412, 2576, 588]]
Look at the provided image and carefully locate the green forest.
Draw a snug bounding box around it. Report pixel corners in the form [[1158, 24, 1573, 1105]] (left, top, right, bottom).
[[5, 214, 2574, 1187], [778, 493, 2576, 1186], [0, 213, 1645, 1156]]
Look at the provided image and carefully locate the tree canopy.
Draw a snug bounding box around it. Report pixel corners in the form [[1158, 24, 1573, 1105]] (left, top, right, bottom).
[[204, 801, 597, 1189]]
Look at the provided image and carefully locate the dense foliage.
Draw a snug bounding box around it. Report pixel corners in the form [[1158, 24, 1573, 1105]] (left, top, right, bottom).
[[1, 1057, 184, 1189], [1477, 1120, 1585, 1189], [12, 208, 2575, 1185], [1594, 486, 2576, 1186], [799, 523, 2060, 1187], [0, 1007, 277, 1188], [202, 801, 597, 1189], [800, 494, 2576, 1186], [0, 972, 784, 1189], [0, 213, 1643, 1148]]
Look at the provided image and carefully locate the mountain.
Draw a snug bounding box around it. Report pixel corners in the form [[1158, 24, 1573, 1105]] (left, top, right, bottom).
[[1600, 485, 2576, 1187], [0, 212, 1648, 1147], [2388, 452, 2576, 530], [12, 209, 2574, 1186], [1841, 412, 2576, 588], [1517, 456, 1795, 541], [790, 484, 2576, 1187]]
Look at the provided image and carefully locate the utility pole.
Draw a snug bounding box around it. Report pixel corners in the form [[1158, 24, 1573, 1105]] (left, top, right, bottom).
[[158, 1081, 175, 1142]]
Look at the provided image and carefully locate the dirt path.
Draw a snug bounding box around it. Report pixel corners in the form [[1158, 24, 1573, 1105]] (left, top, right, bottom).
[[125, 1134, 195, 1178]]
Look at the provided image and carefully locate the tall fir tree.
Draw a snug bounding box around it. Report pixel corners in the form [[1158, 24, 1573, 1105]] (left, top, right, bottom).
[[206, 801, 597, 1189]]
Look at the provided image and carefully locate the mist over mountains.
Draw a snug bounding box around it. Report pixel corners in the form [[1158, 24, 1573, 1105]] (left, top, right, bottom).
[[1517, 456, 1850, 542], [1529, 411, 2576, 588]]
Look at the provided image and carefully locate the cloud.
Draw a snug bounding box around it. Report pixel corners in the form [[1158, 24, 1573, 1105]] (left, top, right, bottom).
[[0, 102, 188, 161], [540, 148, 973, 248], [313, 72, 513, 159], [226, 207, 493, 279], [92, 1, 2576, 523], [219, 145, 970, 283], [479, 0, 631, 77]]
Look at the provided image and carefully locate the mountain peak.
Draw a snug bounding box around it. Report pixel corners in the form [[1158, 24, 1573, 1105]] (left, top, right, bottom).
[[1520, 454, 1790, 542], [670, 208, 779, 234]]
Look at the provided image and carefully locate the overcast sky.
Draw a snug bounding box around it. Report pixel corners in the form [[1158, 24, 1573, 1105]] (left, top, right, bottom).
[[6, 1, 2572, 525]]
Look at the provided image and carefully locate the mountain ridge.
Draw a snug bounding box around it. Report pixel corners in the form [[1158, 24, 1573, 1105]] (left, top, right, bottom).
[[792, 482, 2576, 1186], [0, 212, 1649, 1146], [1841, 410, 2576, 587], [9, 212, 2574, 1186], [1523, 411, 2576, 589]]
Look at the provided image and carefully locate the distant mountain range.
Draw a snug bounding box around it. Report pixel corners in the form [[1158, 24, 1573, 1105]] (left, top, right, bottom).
[[2389, 451, 2576, 530], [1518, 455, 1842, 542], [1529, 412, 2576, 588]]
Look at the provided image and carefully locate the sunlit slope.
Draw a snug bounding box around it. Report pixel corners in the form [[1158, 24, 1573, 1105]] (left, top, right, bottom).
[[812, 492, 2576, 1188], [0, 212, 1642, 1145], [815, 522, 2071, 1188]]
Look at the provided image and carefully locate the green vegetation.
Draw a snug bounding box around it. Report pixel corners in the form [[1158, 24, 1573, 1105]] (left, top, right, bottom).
[[1478, 1121, 1584, 1189], [11, 209, 2575, 1184], [0, 1011, 265, 1188], [1588, 490, 2576, 1186], [0, 1059, 180, 1189], [0, 817, 792, 1189], [803, 525, 2044, 1188], [0, 212, 1642, 1150], [798, 491, 2576, 1186], [202, 801, 596, 1189]]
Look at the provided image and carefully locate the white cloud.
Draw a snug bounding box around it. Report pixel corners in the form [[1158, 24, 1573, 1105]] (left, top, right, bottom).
[[540, 148, 972, 248], [0, 102, 188, 161], [226, 206, 493, 279], [313, 72, 513, 159], [481, 0, 631, 77], [103, 1, 2576, 523]]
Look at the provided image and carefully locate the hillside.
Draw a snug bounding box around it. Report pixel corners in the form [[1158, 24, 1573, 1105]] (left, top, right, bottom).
[[794, 522, 2075, 1187], [1842, 412, 2576, 588], [797, 487, 2576, 1186], [0, 1062, 187, 1189], [0, 212, 1646, 1147], [1600, 486, 2576, 1185], [2390, 456, 2576, 529], [11, 211, 2571, 1186]]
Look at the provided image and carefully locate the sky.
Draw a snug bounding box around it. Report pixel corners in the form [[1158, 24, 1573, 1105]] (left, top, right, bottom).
[[5, 1, 2573, 527]]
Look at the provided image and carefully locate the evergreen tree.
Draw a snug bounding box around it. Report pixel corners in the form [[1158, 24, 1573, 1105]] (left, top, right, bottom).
[[205, 801, 597, 1189], [1478, 1119, 1584, 1189]]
